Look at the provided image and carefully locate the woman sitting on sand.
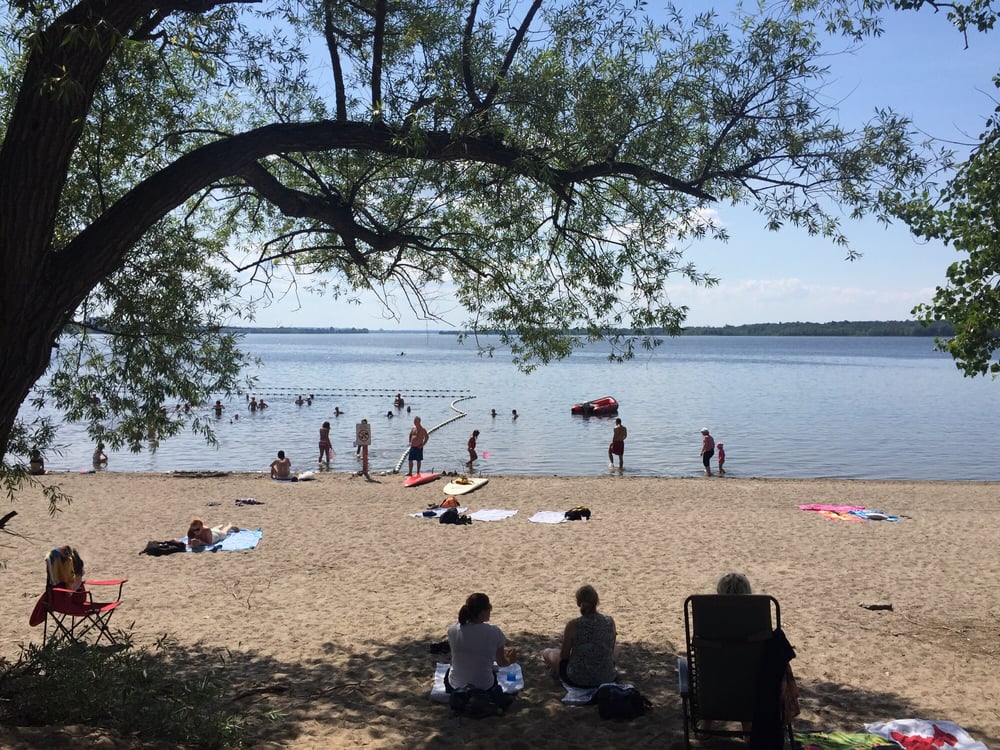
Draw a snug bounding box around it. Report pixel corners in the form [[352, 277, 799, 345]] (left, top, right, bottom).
[[541, 584, 620, 687], [446, 593, 518, 693], [186, 518, 239, 548]]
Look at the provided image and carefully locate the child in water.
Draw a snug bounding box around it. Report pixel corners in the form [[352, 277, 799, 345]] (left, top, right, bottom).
[[717, 443, 726, 475]]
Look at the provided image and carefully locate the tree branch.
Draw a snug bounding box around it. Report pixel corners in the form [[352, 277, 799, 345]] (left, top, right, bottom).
[[461, 0, 483, 107], [480, 0, 542, 111], [50, 119, 717, 311], [371, 0, 386, 118], [324, 3, 348, 121]]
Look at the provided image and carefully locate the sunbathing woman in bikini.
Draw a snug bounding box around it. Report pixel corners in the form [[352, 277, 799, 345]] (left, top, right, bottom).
[[186, 518, 239, 548]]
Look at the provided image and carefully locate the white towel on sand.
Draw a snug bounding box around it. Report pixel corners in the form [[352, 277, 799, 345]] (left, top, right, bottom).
[[529, 511, 567, 524], [430, 662, 524, 703], [865, 719, 987, 750], [468, 509, 517, 522], [562, 681, 633, 706]]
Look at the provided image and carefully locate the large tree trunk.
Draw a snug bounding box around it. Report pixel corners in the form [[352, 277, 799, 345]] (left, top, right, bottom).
[[0, 296, 68, 460]]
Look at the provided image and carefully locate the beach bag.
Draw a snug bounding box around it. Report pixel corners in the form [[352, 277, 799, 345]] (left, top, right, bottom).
[[439, 509, 471, 525], [593, 684, 651, 720], [449, 684, 513, 717], [140, 540, 186, 556], [564, 506, 591, 521]]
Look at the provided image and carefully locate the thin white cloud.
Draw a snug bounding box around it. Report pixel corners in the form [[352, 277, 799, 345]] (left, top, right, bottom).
[[674, 278, 934, 326]]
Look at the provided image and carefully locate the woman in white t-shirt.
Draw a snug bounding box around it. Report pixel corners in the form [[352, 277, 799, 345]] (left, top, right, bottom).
[[446, 593, 518, 690]]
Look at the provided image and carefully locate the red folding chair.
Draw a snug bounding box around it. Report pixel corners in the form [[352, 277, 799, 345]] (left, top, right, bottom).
[[28, 546, 127, 647]]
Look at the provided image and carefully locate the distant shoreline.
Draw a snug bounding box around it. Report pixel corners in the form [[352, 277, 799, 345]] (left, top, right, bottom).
[[227, 319, 953, 337]]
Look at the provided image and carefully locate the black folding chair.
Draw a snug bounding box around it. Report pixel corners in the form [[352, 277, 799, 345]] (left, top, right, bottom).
[[679, 594, 795, 749]]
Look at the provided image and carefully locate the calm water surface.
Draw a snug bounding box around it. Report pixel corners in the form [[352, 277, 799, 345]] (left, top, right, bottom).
[[27, 334, 1000, 480]]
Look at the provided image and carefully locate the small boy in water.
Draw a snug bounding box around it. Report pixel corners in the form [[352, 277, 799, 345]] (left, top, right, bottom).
[[717, 443, 726, 475]]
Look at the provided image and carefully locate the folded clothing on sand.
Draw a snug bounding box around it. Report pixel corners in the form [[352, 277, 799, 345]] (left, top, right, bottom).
[[410, 507, 468, 518]]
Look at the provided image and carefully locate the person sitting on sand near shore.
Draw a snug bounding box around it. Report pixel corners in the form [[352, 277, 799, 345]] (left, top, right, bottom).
[[541, 584, 620, 687], [270, 450, 292, 479], [186, 518, 240, 548], [446, 593, 518, 694], [28, 448, 47, 475]]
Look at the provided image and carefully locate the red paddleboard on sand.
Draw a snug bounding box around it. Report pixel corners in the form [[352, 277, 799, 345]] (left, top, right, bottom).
[[403, 472, 441, 487]]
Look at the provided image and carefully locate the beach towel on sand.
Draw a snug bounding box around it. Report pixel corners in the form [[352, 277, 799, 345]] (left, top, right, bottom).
[[529, 511, 568, 524], [798, 504, 898, 522], [865, 719, 988, 750], [468, 509, 517, 522], [794, 731, 896, 749], [561, 681, 633, 706], [798, 504, 866, 521], [430, 662, 523, 703], [182, 528, 263, 552]]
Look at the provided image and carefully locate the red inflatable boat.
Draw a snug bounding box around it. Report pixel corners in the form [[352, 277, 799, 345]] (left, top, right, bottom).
[[571, 396, 619, 416]]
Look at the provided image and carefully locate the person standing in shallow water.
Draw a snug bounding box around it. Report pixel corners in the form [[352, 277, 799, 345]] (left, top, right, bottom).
[[318, 421, 333, 464], [407, 416, 429, 476], [467, 429, 480, 471], [700, 428, 715, 476], [608, 418, 627, 469]]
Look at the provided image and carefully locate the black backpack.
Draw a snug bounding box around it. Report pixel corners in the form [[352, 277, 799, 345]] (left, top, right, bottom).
[[140, 540, 186, 556], [440, 509, 471, 525], [564, 506, 591, 521], [593, 684, 651, 720], [449, 684, 513, 717]]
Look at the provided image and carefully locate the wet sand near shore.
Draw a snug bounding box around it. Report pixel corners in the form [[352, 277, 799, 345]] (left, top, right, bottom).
[[1, 472, 997, 748]]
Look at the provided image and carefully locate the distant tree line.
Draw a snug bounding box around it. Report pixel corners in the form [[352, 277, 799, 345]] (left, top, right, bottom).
[[444, 321, 959, 337], [224, 327, 370, 334], [677, 320, 956, 337]]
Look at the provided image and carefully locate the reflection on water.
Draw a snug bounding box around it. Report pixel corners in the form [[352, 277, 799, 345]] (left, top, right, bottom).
[[22, 334, 1000, 480]]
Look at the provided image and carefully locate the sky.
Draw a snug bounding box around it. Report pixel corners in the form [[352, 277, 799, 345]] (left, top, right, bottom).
[[247, 3, 997, 330]]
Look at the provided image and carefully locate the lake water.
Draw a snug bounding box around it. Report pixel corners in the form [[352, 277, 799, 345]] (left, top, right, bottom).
[[25, 333, 1000, 480]]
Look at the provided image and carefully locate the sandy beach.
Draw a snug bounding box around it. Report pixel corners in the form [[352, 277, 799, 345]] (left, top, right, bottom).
[[1, 471, 997, 748]]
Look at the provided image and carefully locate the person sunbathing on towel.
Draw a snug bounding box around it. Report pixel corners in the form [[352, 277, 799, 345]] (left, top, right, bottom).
[[186, 518, 239, 548]]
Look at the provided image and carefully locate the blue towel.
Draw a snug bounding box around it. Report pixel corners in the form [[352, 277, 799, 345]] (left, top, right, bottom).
[[183, 528, 263, 552], [848, 509, 900, 521]]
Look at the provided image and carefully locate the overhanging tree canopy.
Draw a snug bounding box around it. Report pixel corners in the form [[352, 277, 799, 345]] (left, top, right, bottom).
[[1, 0, 931, 483], [809, 0, 1000, 376]]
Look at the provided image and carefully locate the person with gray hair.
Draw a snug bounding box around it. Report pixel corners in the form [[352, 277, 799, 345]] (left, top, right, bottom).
[[714, 572, 801, 726], [700, 427, 715, 476], [541, 584, 620, 688], [716, 572, 752, 595]]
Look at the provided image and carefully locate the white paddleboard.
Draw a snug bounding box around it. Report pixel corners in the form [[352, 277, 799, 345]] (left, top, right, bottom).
[[442, 477, 489, 496]]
